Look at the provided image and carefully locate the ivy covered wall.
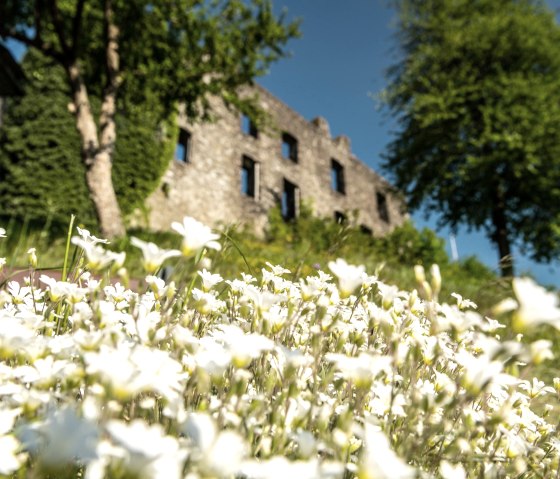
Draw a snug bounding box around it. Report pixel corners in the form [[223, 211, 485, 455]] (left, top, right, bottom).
[[0, 50, 173, 232]]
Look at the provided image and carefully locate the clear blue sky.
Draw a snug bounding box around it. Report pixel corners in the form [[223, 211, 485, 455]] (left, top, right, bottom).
[[258, 0, 560, 287]]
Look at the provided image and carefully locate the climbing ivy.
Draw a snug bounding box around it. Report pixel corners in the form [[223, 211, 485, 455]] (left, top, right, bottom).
[[0, 50, 173, 231]]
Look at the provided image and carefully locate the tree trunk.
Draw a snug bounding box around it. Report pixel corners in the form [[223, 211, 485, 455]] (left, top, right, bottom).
[[66, 63, 125, 239], [491, 188, 514, 278]]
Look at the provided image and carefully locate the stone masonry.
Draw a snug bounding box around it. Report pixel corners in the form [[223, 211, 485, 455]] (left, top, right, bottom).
[[145, 85, 406, 235]]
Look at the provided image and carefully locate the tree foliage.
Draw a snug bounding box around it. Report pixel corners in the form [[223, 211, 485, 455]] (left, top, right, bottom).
[[0, 50, 173, 229], [0, 0, 299, 237], [383, 0, 560, 275], [0, 50, 95, 228]]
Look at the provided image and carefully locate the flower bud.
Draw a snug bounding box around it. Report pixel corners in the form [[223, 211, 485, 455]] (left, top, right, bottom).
[[27, 248, 38, 268], [414, 265, 426, 284], [430, 264, 441, 297]]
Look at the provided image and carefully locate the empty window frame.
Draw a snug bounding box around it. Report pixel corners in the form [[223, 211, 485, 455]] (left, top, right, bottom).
[[331, 159, 345, 194], [175, 128, 191, 163], [360, 225, 373, 236], [241, 114, 258, 138], [241, 155, 258, 198], [334, 211, 347, 225], [281, 179, 298, 220], [376, 192, 390, 223], [281, 132, 298, 163]]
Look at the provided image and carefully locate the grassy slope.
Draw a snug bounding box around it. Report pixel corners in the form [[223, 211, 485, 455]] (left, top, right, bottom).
[[1, 208, 510, 315]]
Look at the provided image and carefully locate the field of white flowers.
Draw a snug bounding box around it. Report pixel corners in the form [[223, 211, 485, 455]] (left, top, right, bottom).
[[1, 217, 560, 478]]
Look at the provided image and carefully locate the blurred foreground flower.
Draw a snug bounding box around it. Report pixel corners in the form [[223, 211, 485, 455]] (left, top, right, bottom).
[[171, 216, 221, 256], [130, 237, 181, 274], [495, 277, 560, 332], [328, 258, 366, 298], [359, 423, 415, 479]]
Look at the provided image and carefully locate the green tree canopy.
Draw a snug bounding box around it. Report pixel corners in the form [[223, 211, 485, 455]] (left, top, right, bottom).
[[0, 50, 95, 227], [0, 49, 173, 229], [0, 0, 299, 237], [383, 0, 560, 276]]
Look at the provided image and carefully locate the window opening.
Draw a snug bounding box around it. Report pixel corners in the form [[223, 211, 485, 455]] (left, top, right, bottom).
[[334, 211, 347, 225], [376, 192, 390, 223], [360, 225, 373, 236], [175, 128, 191, 163], [241, 155, 257, 198], [331, 159, 345, 194], [281, 133, 298, 163], [241, 114, 258, 138], [281, 179, 298, 220]]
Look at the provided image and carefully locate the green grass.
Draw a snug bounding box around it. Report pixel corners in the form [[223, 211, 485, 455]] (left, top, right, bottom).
[[0, 208, 513, 316]]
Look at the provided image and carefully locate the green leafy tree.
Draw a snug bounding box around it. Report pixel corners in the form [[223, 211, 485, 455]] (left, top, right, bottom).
[[0, 49, 172, 228], [0, 50, 95, 227], [383, 0, 560, 276], [0, 0, 298, 238]]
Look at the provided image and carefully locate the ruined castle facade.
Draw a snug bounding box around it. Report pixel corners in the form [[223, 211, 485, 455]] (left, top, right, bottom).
[[145, 85, 406, 234]]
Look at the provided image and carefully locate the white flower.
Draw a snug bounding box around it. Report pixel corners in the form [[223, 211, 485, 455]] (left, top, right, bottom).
[[265, 262, 291, 276], [212, 324, 274, 367], [106, 420, 186, 479], [39, 276, 88, 304], [72, 237, 125, 270], [171, 216, 221, 256], [529, 340, 554, 364], [440, 460, 466, 479], [145, 275, 167, 299], [328, 258, 366, 298], [244, 285, 284, 312], [0, 227, 6, 238], [75, 226, 109, 244], [451, 292, 477, 310], [456, 351, 512, 395], [359, 423, 416, 479], [130, 237, 181, 274], [0, 408, 20, 435], [191, 288, 225, 314], [326, 352, 392, 388], [18, 406, 99, 466], [184, 413, 245, 477], [518, 377, 555, 399], [198, 269, 223, 291], [192, 338, 232, 376], [293, 430, 316, 458], [240, 457, 343, 479], [0, 435, 25, 474], [511, 277, 560, 331]]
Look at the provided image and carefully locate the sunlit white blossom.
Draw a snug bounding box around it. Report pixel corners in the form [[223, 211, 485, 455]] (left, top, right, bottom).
[[328, 258, 365, 298], [171, 216, 221, 256], [198, 269, 223, 291], [511, 277, 560, 331], [106, 420, 186, 479], [18, 406, 99, 466], [131, 237, 181, 274], [359, 423, 416, 479], [184, 413, 246, 477]]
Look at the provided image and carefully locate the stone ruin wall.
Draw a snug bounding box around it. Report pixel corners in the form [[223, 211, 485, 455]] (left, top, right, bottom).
[[145, 85, 407, 235]]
